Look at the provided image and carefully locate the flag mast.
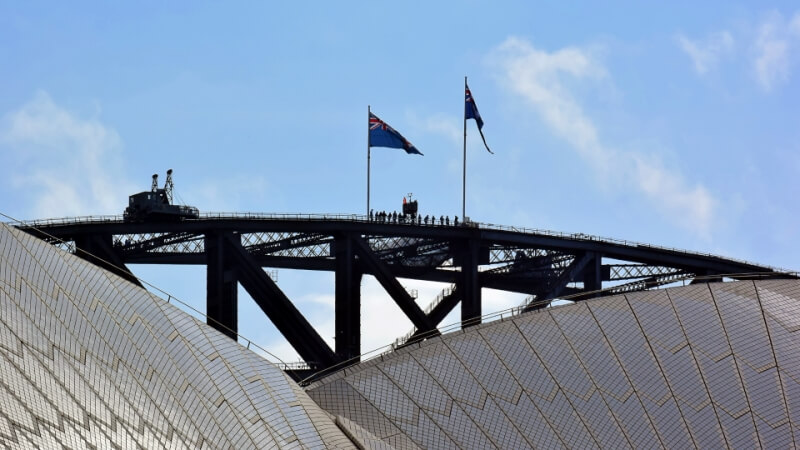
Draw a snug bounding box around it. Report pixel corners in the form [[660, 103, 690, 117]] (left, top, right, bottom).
[[367, 105, 371, 216], [367, 107, 422, 217], [462, 76, 467, 221]]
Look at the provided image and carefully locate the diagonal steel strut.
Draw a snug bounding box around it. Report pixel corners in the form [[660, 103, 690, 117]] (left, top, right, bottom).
[[223, 233, 338, 369], [351, 235, 435, 333]]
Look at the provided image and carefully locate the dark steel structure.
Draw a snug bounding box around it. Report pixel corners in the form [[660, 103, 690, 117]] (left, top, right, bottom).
[[17, 214, 794, 374]]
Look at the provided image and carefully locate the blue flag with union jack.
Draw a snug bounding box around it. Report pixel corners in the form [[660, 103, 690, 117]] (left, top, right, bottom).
[[465, 83, 493, 154], [368, 112, 422, 155]]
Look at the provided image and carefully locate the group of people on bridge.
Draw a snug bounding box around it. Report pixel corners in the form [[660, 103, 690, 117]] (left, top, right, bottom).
[[369, 210, 459, 227]]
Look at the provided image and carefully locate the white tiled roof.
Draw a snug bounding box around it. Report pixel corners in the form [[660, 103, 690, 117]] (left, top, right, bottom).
[[308, 279, 800, 449], [0, 223, 358, 449]]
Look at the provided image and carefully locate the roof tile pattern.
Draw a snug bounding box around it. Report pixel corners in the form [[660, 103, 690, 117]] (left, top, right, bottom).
[[0, 223, 357, 449], [307, 279, 800, 449]]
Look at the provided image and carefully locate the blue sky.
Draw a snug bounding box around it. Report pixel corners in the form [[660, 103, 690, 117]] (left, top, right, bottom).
[[2, 2, 799, 362]]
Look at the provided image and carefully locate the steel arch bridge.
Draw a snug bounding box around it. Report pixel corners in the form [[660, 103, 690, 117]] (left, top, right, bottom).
[[17, 213, 795, 374]]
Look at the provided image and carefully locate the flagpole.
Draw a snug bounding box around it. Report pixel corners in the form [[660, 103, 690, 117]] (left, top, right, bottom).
[[462, 76, 467, 221], [367, 105, 371, 217]]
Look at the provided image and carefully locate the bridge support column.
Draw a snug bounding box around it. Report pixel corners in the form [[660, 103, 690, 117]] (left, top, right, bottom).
[[334, 235, 361, 363], [583, 252, 602, 297], [459, 239, 481, 327], [206, 233, 238, 340]]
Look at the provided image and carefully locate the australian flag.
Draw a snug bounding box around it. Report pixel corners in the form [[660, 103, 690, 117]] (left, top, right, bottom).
[[369, 112, 423, 155], [465, 83, 493, 154]]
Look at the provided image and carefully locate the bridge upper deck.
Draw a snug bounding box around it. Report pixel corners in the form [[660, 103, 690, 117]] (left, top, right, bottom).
[[13, 212, 790, 275]]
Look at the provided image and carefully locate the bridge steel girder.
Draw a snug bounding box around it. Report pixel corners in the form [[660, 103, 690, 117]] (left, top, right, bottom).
[[428, 287, 461, 327], [222, 233, 338, 369], [403, 287, 461, 345], [351, 235, 435, 333], [73, 233, 142, 288], [522, 252, 595, 312], [333, 234, 361, 363], [604, 264, 682, 281], [27, 219, 780, 280], [205, 233, 238, 340], [457, 239, 482, 326], [582, 252, 602, 297], [121, 231, 200, 256], [478, 229, 766, 278], [244, 233, 329, 256]]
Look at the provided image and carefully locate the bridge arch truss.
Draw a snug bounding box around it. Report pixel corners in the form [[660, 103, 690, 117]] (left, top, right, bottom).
[[18, 214, 794, 374]]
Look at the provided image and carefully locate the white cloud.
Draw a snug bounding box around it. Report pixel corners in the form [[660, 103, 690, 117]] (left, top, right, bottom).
[[490, 39, 609, 171], [0, 93, 268, 220], [0, 91, 135, 219], [489, 37, 716, 236], [676, 31, 734, 74], [631, 154, 713, 234], [672, 11, 800, 91], [793, 12, 800, 36], [754, 12, 791, 91], [752, 10, 800, 91], [414, 112, 461, 145]]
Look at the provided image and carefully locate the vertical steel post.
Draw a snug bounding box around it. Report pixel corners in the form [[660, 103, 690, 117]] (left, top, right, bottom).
[[205, 233, 238, 340], [583, 252, 602, 297], [459, 239, 481, 327], [334, 234, 361, 362]]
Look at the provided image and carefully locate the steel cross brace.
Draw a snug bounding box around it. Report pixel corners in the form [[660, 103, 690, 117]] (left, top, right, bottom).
[[350, 235, 435, 333], [221, 233, 338, 369], [402, 287, 460, 345], [523, 252, 595, 312]]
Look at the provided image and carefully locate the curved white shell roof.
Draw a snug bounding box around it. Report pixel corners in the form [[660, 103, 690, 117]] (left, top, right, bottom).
[[0, 223, 356, 449], [308, 278, 800, 449]]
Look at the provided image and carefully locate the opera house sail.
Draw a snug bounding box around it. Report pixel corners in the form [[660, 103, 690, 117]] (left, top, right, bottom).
[[0, 223, 362, 448], [306, 279, 800, 448]]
